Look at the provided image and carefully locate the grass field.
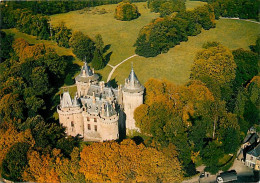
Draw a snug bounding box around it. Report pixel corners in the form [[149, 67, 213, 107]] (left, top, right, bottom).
[[186, 0, 207, 10], [112, 19, 259, 85], [50, 2, 259, 85], [3, 1, 259, 86]]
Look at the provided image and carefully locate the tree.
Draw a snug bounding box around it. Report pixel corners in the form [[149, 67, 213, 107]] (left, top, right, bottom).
[[69, 31, 95, 61], [114, 1, 140, 21], [52, 21, 72, 48], [1, 142, 30, 181], [159, 0, 185, 17], [91, 48, 105, 70], [0, 123, 34, 176], [201, 141, 224, 174], [0, 31, 14, 62], [0, 93, 25, 121], [232, 48, 258, 88], [190, 43, 236, 100], [23, 149, 61, 183], [94, 34, 104, 54], [79, 139, 183, 182]]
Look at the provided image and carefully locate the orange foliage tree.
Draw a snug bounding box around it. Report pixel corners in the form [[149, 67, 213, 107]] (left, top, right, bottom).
[[80, 139, 183, 182]]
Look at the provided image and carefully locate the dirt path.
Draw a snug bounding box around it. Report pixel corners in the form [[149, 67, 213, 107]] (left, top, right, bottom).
[[219, 17, 260, 24], [106, 54, 138, 82]]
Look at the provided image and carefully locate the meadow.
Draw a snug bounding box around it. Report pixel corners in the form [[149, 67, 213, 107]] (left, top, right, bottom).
[[3, 1, 259, 86], [51, 1, 259, 85]]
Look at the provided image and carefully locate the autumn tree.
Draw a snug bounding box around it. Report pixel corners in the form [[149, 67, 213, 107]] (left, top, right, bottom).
[[23, 149, 61, 183], [114, 1, 140, 21], [0, 123, 34, 177], [79, 139, 183, 182], [190, 43, 237, 100]]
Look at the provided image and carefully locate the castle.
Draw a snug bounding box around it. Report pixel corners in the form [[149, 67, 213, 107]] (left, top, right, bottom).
[[57, 62, 144, 141]]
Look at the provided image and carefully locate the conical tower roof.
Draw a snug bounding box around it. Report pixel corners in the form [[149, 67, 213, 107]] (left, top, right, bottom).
[[75, 61, 99, 83], [61, 91, 73, 108], [123, 65, 144, 93]]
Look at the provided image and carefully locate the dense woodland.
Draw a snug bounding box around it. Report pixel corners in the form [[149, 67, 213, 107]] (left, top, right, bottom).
[[135, 4, 216, 57], [0, 0, 260, 182], [190, 0, 259, 19], [134, 41, 260, 174]]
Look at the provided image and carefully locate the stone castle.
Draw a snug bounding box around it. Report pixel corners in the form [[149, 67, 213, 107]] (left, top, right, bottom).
[[57, 62, 144, 141]]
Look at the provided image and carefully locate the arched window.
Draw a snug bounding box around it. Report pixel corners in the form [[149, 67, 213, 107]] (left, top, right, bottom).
[[71, 121, 74, 127]]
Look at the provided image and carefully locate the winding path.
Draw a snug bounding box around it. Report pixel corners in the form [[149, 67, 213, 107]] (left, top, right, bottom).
[[219, 17, 260, 24], [106, 54, 138, 82]]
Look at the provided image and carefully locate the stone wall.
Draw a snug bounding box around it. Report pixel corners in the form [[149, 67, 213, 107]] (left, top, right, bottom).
[[122, 91, 143, 131]]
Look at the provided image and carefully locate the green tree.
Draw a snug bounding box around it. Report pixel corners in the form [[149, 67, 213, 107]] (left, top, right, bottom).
[[0, 31, 14, 62], [69, 31, 95, 61], [232, 48, 258, 88], [1, 142, 30, 181], [201, 141, 224, 174], [91, 48, 105, 70], [52, 21, 72, 48], [94, 34, 104, 54]]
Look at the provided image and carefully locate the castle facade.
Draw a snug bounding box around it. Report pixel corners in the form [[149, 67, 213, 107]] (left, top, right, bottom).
[[57, 62, 144, 141]]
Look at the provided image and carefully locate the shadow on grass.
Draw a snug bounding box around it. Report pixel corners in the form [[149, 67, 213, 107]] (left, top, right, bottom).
[[107, 78, 118, 88]]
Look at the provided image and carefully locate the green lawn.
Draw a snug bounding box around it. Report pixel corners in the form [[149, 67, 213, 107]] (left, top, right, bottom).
[[112, 19, 259, 85], [3, 2, 259, 86], [186, 0, 207, 10], [50, 2, 159, 66], [51, 2, 259, 85]]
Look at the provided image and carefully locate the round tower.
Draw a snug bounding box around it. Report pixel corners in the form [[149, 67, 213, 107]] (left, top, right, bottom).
[[57, 91, 83, 137], [75, 61, 99, 97], [122, 66, 144, 132], [99, 102, 119, 141]]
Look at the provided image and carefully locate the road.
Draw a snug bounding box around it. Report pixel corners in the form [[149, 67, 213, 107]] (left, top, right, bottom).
[[106, 54, 138, 82], [182, 159, 255, 183]]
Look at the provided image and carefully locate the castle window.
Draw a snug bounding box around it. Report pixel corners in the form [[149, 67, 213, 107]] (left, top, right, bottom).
[[83, 108, 85, 111], [67, 117, 69, 119], [71, 121, 74, 127], [87, 117, 90, 121], [94, 118, 97, 122], [88, 124, 91, 130], [94, 125, 97, 131]]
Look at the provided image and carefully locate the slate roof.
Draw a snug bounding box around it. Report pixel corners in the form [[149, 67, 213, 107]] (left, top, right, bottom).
[[243, 133, 259, 144], [75, 62, 99, 83], [61, 91, 72, 107], [248, 143, 260, 157], [123, 66, 144, 93]]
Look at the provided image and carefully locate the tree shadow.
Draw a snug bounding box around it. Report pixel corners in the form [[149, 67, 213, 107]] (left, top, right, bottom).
[[95, 73, 103, 81], [103, 44, 111, 53], [104, 51, 112, 65], [131, 136, 144, 145], [107, 78, 118, 88]]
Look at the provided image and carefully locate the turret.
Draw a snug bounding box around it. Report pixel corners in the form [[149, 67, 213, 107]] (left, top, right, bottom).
[[75, 61, 99, 97], [122, 65, 144, 132], [57, 91, 83, 137]]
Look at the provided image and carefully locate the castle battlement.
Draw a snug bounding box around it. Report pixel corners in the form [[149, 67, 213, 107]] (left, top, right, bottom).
[[57, 62, 144, 142]]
